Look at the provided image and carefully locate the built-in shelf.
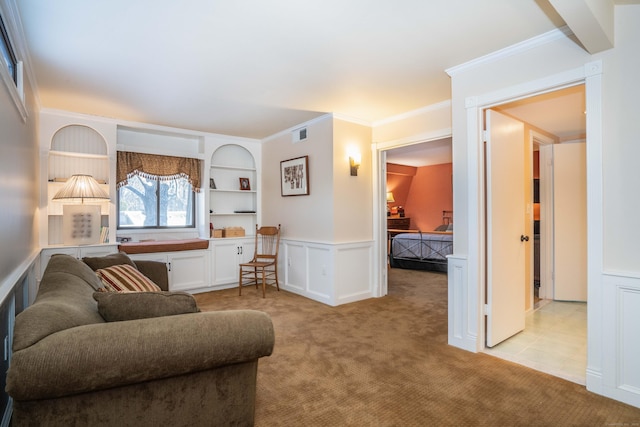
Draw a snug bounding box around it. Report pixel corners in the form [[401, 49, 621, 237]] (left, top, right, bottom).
[[209, 144, 257, 233], [210, 164, 256, 172], [210, 189, 257, 193], [45, 125, 111, 245], [210, 212, 257, 216], [49, 150, 109, 160]]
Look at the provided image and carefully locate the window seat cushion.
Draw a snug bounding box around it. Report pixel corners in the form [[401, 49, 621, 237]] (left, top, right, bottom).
[[118, 238, 209, 254]]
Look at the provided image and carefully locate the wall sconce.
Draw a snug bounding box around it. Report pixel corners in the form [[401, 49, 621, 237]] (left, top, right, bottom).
[[349, 153, 361, 176], [52, 174, 110, 245]]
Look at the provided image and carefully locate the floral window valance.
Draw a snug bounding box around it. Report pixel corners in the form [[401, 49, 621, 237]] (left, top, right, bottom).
[[117, 151, 202, 192]]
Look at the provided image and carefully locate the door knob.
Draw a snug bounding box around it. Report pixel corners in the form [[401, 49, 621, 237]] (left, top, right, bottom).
[[520, 235, 530, 242]]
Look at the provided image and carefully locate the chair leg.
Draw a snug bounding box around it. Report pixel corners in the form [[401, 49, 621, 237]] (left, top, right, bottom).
[[238, 267, 242, 296], [274, 266, 280, 292], [253, 267, 259, 289], [261, 269, 266, 298]]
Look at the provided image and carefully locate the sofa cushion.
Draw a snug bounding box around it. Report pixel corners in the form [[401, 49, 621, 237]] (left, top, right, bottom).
[[13, 254, 106, 352], [82, 252, 137, 271], [93, 291, 200, 321], [96, 264, 162, 292]]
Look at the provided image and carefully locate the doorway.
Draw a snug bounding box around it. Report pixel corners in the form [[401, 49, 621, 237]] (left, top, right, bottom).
[[482, 85, 587, 384]]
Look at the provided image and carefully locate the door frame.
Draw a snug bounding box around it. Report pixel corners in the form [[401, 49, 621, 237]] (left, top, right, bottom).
[[464, 61, 602, 362], [532, 131, 555, 302], [373, 130, 453, 298]]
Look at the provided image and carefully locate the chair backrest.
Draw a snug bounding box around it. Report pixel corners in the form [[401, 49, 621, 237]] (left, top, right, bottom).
[[253, 224, 281, 261]]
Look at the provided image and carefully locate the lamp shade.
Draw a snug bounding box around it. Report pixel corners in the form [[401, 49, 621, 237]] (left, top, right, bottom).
[[52, 174, 110, 203], [386, 191, 395, 203]]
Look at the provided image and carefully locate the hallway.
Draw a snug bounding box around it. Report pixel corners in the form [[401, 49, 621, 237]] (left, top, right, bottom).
[[484, 300, 587, 385]]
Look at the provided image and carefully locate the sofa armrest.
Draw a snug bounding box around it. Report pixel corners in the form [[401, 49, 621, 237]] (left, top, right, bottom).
[[134, 260, 169, 291], [7, 310, 274, 401]]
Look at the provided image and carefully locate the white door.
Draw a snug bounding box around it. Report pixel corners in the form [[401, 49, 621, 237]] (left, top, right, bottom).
[[486, 110, 527, 347], [553, 142, 587, 301]]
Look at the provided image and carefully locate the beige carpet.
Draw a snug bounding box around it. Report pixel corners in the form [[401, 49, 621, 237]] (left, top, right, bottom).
[[195, 268, 640, 426]]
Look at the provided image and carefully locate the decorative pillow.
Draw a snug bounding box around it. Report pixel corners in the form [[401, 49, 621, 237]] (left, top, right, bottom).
[[93, 291, 200, 322], [95, 264, 162, 292]]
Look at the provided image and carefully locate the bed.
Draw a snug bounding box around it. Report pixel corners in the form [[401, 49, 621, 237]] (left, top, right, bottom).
[[389, 211, 453, 272]]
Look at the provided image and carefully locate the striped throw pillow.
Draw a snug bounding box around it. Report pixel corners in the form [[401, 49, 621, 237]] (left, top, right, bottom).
[[96, 264, 162, 292]]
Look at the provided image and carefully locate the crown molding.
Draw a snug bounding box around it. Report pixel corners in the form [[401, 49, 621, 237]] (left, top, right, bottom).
[[372, 100, 451, 127], [446, 26, 574, 77]]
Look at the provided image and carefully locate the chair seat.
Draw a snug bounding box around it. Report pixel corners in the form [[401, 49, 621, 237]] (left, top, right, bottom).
[[240, 261, 275, 268]]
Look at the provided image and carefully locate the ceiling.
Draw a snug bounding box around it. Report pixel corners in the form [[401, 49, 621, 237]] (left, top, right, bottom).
[[386, 84, 586, 167], [15, 0, 576, 140]]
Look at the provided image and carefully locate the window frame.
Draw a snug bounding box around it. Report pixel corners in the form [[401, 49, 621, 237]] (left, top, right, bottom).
[[116, 175, 197, 230], [0, 13, 17, 84], [0, 6, 26, 121]]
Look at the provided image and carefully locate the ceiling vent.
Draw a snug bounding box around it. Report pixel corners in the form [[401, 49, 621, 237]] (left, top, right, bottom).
[[292, 127, 308, 143]]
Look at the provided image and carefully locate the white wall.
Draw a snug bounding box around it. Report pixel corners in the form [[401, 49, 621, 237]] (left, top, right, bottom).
[[602, 5, 640, 271], [262, 114, 374, 305], [262, 115, 334, 241], [0, 20, 39, 298], [448, 4, 640, 407], [332, 118, 373, 242], [372, 101, 452, 145]]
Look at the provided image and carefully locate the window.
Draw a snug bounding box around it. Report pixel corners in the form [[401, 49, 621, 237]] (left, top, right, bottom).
[[118, 175, 196, 229], [116, 151, 201, 229], [0, 14, 17, 84], [0, 8, 25, 120]]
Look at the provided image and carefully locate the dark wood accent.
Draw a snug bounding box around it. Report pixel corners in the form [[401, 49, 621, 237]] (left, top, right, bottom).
[[387, 217, 410, 230]]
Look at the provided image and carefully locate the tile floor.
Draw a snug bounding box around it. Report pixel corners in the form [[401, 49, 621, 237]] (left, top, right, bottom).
[[484, 300, 587, 385]]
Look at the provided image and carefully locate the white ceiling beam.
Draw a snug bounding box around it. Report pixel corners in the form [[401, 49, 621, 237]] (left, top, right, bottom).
[[549, 0, 615, 53]]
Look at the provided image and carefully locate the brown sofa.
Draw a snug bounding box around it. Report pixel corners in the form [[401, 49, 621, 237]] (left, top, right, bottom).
[[6, 253, 275, 426]]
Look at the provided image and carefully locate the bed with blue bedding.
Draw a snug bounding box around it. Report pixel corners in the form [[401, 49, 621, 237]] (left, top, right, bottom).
[[389, 229, 453, 273]]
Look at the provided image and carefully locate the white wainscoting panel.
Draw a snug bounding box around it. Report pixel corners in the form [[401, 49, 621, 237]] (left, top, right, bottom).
[[281, 239, 374, 306], [448, 255, 477, 352], [599, 272, 640, 408], [335, 242, 374, 305], [283, 242, 306, 293], [307, 245, 332, 303]]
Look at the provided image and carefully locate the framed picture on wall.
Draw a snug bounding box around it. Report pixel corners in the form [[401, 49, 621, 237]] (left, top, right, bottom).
[[280, 155, 309, 196]]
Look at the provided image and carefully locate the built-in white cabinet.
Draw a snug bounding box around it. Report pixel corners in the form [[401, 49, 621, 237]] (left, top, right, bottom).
[[210, 237, 254, 286], [209, 145, 258, 235], [37, 111, 264, 293], [127, 250, 211, 293], [40, 244, 118, 279]]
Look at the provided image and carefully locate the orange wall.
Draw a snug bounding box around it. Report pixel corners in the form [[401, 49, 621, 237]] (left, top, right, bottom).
[[386, 163, 415, 211], [387, 162, 453, 231]]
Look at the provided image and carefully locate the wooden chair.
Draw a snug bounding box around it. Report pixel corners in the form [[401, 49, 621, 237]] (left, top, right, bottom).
[[239, 224, 281, 298]]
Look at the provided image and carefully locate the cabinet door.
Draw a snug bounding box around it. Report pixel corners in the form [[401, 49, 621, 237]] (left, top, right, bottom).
[[127, 253, 168, 263], [212, 238, 253, 285], [168, 250, 210, 292]]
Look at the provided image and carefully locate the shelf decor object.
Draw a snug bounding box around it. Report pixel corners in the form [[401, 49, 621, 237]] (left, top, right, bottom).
[[52, 174, 111, 245], [280, 155, 309, 196], [239, 177, 250, 190]]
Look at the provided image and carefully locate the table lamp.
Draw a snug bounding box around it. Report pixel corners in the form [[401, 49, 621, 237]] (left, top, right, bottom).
[[52, 174, 110, 245], [386, 191, 395, 216]]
